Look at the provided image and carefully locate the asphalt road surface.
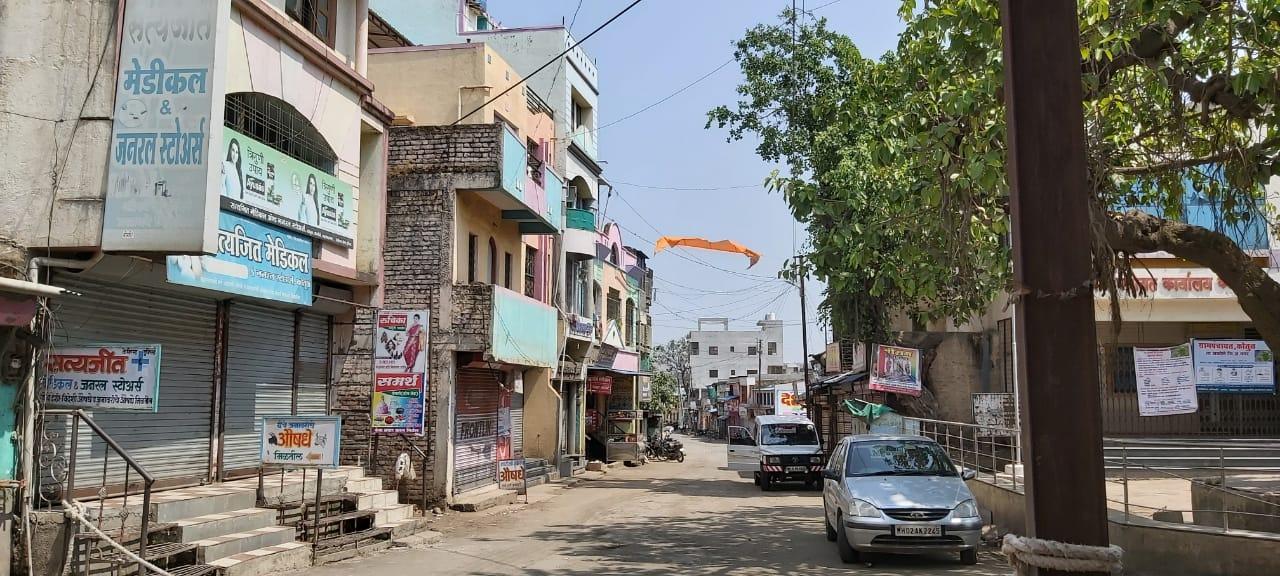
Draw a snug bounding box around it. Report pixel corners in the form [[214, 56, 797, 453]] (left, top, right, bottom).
[[298, 435, 1008, 575]]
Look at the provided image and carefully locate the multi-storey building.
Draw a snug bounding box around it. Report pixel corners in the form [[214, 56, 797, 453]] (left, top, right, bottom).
[[688, 315, 787, 390]]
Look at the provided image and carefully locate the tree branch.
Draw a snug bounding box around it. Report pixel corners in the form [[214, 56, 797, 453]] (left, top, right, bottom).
[[1083, 0, 1227, 97], [1113, 135, 1280, 176]]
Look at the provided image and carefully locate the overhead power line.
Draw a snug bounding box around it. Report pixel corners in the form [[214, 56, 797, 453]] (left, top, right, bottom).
[[452, 0, 644, 125], [561, 58, 734, 139], [611, 181, 763, 191]]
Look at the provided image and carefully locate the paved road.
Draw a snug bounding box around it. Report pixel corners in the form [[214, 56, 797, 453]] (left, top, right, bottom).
[[300, 436, 1008, 575]]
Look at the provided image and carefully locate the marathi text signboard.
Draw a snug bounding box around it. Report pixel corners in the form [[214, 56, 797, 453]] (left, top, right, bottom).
[[167, 210, 312, 304], [972, 393, 1016, 429], [587, 374, 613, 395], [260, 416, 340, 467], [219, 126, 354, 248], [775, 383, 806, 417], [869, 345, 923, 397], [372, 310, 429, 435], [1134, 345, 1197, 416], [102, 0, 230, 253], [1192, 339, 1275, 394], [498, 459, 526, 493], [44, 345, 162, 412]]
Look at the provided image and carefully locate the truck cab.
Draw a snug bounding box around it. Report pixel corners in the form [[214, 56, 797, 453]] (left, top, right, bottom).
[[727, 415, 825, 490]]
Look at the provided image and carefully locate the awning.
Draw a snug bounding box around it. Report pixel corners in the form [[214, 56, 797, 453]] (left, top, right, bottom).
[[809, 371, 869, 394]]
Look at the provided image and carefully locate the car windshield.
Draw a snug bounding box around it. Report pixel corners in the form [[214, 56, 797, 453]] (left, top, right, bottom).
[[845, 439, 958, 477], [759, 423, 819, 446]]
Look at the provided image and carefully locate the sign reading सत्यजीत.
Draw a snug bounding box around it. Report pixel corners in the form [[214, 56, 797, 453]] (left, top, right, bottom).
[[44, 345, 162, 412], [260, 416, 341, 467]]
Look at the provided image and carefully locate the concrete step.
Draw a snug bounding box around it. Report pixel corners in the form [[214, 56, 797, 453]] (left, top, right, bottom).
[[344, 477, 384, 493], [174, 508, 278, 543], [380, 516, 432, 539], [356, 490, 400, 510], [153, 489, 260, 524], [193, 524, 297, 563], [257, 475, 347, 506], [207, 540, 311, 576], [374, 503, 414, 525]]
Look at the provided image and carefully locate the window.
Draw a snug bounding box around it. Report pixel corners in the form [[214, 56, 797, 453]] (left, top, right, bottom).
[[730, 346, 736, 353], [609, 243, 620, 265], [708, 346, 719, 356], [748, 346, 758, 356], [767, 342, 778, 355], [467, 234, 478, 283], [689, 342, 700, 355], [709, 370, 719, 378], [504, 252, 513, 289], [606, 289, 621, 327], [625, 300, 636, 346], [527, 138, 544, 185], [488, 238, 498, 285], [1112, 346, 1137, 393], [224, 93, 336, 173], [747, 369, 758, 375], [768, 365, 785, 375], [285, 0, 337, 48], [730, 370, 736, 376], [525, 246, 538, 298], [845, 439, 958, 477]]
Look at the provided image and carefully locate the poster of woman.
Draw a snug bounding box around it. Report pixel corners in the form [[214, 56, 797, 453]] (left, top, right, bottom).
[[869, 344, 923, 397]]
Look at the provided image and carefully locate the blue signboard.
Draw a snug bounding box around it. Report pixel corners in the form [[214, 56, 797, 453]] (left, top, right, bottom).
[[167, 210, 312, 304]]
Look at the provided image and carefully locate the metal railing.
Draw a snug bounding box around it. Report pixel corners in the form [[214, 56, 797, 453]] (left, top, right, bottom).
[[38, 409, 155, 575], [895, 416, 1023, 491]]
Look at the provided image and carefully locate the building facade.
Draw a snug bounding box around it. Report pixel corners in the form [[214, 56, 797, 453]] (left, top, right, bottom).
[[688, 315, 787, 390]]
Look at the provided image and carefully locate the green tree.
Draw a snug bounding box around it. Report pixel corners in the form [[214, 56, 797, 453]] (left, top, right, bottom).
[[653, 336, 691, 391], [648, 372, 680, 421], [710, 2, 1280, 349]]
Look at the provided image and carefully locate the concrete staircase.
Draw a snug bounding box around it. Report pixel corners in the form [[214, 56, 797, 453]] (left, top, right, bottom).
[[75, 467, 429, 576]]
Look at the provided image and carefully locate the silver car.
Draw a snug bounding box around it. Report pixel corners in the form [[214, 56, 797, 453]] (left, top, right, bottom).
[[821, 434, 982, 565]]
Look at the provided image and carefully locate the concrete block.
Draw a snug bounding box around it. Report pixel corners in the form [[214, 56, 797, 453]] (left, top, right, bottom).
[[374, 503, 414, 525], [208, 541, 311, 576], [194, 525, 297, 563], [356, 490, 400, 510], [344, 477, 384, 493], [449, 489, 517, 512], [154, 491, 259, 523], [174, 508, 278, 543], [1152, 510, 1187, 524]]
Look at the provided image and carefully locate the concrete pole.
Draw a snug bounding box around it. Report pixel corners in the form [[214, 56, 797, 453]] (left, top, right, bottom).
[[354, 0, 370, 76]]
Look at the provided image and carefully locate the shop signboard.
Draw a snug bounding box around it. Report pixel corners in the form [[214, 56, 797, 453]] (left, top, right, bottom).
[[1134, 345, 1198, 416], [972, 393, 1016, 429], [498, 459, 526, 493], [44, 345, 162, 412], [567, 314, 594, 340], [372, 310, 430, 435], [219, 126, 354, 247], [869, 345, 922, 397], [775, 384, 806, 417], [1192, 339, 1275, 394], [101, 0, 230, 253], [638, 378, 652, 402], [609, 410, 642, 420], [167, 210, 312, 304], [260, 415, 340, 467], [587, 374, 613, 394]]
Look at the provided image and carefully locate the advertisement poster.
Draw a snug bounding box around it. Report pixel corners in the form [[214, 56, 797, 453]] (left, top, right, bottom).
[[972, 393, 1016, 429], [260, 415, 340, 467], [1134, 345, 1198, 416], [587, 374, 613, 395], [219, 126, 354, 248], [1192, 340, 1275, 394], [102, 0, 229, 253], [372, 309, 429, 436], [497, 385, 513, 461], [775, 383, 807, 417], [498, 459, 526, 492], [167, 210, 312, 304], [44, 345, 162, 412], [869, 345, 923, 397]]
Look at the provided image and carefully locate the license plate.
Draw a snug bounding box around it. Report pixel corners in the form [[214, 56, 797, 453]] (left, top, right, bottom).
[[893, 524, 942, 537], [786, 466, 806, 473]]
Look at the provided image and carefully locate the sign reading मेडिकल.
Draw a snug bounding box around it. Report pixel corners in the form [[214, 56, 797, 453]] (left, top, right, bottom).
[[372, 310, 430, 435], [498, 459, 525, 492], [260, 416, 341, 467], [166, 210, 313, 305], [869, 344, 923, 397], [1191, 339, 1275, 394], [1134, 344, 1198, 417], [44, 345, 162, 412], [218, 126, 354, 248]]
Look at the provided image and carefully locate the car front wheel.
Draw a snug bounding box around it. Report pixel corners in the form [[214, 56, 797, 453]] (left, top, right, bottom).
[[760, 471, 773, 491], [824, 506, 838, 542], [960, 549, 978, 565], [835, 512, 859, 563]]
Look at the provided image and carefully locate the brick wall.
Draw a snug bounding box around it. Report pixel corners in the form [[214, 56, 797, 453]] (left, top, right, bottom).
[[332, 124, 502, 507]]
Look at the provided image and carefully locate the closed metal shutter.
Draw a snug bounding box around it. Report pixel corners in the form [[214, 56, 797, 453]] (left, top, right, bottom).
[[295, 312, 330, 415], [223, 302, 295, 474], [512, 390, 524, 459], [50, 275, 216, 487], [454, 368, 500, 494]]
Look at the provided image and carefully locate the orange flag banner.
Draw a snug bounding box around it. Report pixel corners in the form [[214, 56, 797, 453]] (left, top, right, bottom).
[[654, 236, 762, 268]]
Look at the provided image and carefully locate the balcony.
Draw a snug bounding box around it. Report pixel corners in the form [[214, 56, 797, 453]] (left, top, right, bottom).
[[495, 126, 561, 235], [564, 207, 597, 258], [570, 129, 598, 160], [453, 283, 558, 368]]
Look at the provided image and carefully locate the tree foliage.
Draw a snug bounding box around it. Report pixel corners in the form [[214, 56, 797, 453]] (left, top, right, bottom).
[[710, 1, 1280, 348], [648, 372, 680, 420]]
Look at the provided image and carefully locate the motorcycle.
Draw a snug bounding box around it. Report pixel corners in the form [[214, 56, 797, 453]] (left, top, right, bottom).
[[645, 427, 686, 462]]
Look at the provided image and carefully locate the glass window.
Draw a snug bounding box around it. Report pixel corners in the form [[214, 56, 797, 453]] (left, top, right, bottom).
[[844, 439, 958, 477], [759, 423, 819, 446], [467, 234, 478, 283], [689, 342, 700, 355], [748, 346, 758, 356], [709, 370, 718, 378], [285, 0, 337, 48], [525, 246, 538, 298], [768, 342, 778, 355], [504, 252, 513, 289], [709, 346, 719, 356]]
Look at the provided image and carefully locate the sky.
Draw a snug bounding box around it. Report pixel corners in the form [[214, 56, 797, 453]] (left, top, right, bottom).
[[483, 0, 907, 363]]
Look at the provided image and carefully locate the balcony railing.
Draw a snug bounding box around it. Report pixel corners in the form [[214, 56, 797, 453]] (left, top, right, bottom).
[[499, 126, 562, 234], [571, 129, 598, 160], [566, 208, 596, 232]]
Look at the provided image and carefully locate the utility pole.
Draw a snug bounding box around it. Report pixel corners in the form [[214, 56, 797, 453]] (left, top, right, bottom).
[[1001, 2, 1109, 574], [797, 256, 813, 429]]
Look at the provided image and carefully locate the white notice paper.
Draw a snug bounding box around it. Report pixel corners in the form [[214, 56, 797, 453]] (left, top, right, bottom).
[[1134, 345, 1198, 417]]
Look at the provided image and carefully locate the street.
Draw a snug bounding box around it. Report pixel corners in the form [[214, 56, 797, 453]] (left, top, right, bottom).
[[299, 436, 1006, 576]]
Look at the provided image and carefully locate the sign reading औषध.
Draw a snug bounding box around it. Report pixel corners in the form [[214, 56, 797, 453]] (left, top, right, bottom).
[[166, 210, 312, 305], [218, 126, 354, 248], [260, 416, 341, 467], [1134, 345, 1198, 416], [372, 310, 430, 436], [498, 459, 526, 493], [869, 345, 922, 397], [44, 345, 162, 412], [1192, 339, 1275, 394], [101, 0, 230, 253]]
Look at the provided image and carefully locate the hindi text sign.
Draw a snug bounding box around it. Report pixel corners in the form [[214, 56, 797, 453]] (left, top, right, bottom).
[[260, 416, 340, 467], [372, 310, 430, 435], [869, 345, 923, 397], [1134, 345, 1198, 416], [44, 345, 162, 412], [1192, 339, 1275, 394]]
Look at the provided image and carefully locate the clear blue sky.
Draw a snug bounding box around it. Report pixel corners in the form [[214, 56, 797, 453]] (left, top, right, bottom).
[[485, 0, 906, 363]]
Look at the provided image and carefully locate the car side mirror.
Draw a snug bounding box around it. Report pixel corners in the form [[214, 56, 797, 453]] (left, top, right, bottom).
[[961, 468, 977, 481], [822, 469, 840, 481]]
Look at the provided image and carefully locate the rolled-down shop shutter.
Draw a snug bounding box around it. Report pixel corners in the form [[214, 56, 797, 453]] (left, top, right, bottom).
[[295, 312, 330, 415], [512, 388, 524, 459], [454, 367, 501, 494], [50, 274, 217, 488], [223, 302, 297, 475]]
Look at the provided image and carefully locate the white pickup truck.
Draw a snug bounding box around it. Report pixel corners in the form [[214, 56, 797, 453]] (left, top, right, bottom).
[[727, 414, 825, 490]]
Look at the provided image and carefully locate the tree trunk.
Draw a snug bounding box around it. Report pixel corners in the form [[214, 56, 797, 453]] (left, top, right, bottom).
[[1093, 205, 1280, 350]]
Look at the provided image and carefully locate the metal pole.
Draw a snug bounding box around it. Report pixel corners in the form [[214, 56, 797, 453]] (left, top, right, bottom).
[[1122, 446, 1129, 522], [313, 468, 324, 549], [1220, 448, 1228, 530], [798, 257, 813, 425], [138, 479, 152, 576], [1001, 2, 1110, 573]]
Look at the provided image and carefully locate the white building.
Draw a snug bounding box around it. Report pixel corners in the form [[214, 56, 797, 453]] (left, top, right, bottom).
[[688, 314, 787, 390]]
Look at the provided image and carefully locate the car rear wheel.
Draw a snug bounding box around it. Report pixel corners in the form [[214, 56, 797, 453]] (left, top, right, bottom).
[[960, 549, 978, 565], [835, 512, 859, 563]]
